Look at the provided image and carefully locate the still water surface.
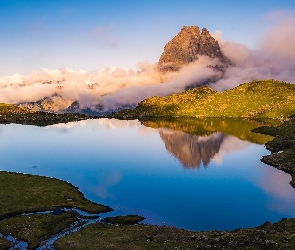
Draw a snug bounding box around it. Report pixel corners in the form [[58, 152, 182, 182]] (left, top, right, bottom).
[[0, 118, 295, 231]]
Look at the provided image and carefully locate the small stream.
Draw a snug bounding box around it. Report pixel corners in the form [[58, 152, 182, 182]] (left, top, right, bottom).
[[0, 232, 28, 250], [0, 208, 125, 250]]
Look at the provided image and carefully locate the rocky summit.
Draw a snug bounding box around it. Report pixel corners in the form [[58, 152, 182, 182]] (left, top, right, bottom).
[[158, 26, 230, 72]]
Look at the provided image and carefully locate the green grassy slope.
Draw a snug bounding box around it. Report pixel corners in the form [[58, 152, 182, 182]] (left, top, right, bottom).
[[0, 171, 112, 249], [112, 80, 295, 119]]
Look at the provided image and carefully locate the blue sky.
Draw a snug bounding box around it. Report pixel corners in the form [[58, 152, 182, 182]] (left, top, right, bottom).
[[0, 0, 295, 75]]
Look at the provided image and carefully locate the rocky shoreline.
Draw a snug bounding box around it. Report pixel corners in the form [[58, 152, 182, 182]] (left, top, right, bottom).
[[252, 117, 295, 188]]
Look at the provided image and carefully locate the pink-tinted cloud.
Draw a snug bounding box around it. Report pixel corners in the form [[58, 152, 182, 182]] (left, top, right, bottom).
[[261, 12, 295, 59], [210, 14, 295, 91]]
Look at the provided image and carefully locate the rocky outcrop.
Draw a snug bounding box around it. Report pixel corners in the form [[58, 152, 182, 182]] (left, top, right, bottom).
[[158, 26, 230, 72], [17, 95, 106, 116], [17, 94, 73, 113]]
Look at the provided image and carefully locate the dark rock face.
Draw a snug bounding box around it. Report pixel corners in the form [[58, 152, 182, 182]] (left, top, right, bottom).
[[158, 26, 230, 72]]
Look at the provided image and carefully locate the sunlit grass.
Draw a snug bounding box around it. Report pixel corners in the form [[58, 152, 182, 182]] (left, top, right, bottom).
[[113, 79, 295, 120]]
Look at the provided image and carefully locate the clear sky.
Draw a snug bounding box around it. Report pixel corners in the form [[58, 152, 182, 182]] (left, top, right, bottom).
[[0, 0, 295, 75]]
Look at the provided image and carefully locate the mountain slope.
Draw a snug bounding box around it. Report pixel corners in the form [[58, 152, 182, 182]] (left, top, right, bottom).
[[111, 79, 295, 119]]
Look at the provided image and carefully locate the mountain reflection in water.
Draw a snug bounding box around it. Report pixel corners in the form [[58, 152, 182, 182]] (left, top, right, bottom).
[[159, 130, 225, 168], [143, 118, 275, 169]]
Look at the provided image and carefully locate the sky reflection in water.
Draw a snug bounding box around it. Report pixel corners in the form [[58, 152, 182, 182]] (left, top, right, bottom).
[[0, 118, 295, 231]]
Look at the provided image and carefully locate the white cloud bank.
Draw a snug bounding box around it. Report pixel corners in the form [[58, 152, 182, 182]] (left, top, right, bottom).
[[0, 13, 294, 112]]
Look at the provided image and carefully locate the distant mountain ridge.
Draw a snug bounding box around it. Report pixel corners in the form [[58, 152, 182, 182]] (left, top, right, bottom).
[[158, 26, 231, 72]]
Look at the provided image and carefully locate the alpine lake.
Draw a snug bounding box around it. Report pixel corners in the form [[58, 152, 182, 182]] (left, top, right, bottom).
[[1, 117, 295, 233]]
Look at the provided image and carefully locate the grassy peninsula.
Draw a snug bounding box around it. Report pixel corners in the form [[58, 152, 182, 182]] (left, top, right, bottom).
[[112, 80, 295, 119], [0, 171, 111, 249], [0, 103, 91, 126], [0, 171, 111, 219]]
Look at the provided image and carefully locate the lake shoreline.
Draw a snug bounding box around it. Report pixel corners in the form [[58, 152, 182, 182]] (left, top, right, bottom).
[[1, 117, 295, 248], [252, 117, 295, 188]]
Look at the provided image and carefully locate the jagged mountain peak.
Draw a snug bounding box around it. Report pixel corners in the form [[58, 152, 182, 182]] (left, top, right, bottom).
[[158, 25, 230, 72]]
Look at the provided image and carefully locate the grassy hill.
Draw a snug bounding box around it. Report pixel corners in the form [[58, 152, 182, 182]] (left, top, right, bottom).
[[112, 80, 295, 119]]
